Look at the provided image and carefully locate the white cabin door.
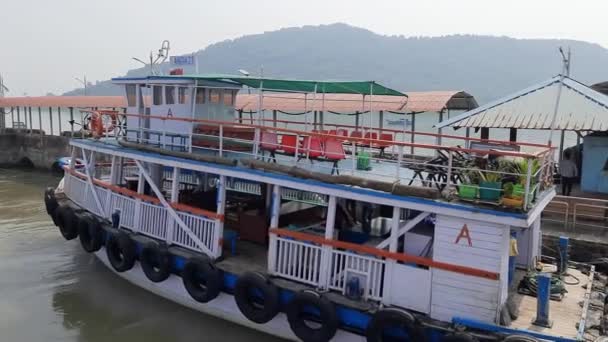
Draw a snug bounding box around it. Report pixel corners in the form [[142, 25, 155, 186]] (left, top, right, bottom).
[[385, 263, 432, 314]]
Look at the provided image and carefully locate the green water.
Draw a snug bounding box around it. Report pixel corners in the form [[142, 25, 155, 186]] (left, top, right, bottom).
[[0, 168, 281, 342]]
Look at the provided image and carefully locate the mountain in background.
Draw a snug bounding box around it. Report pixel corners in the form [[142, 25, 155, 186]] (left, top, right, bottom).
[[64, 23, 608, 104]]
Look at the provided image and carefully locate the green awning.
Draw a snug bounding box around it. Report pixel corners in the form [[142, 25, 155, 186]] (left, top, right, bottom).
[[159, 74, 405, 96]]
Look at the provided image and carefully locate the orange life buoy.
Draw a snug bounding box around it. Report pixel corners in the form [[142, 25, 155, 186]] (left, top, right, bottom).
[[90, 111, 117, 137]]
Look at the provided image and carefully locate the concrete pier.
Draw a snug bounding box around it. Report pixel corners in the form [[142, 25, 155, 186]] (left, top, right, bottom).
[[0, 133, 70, 169]]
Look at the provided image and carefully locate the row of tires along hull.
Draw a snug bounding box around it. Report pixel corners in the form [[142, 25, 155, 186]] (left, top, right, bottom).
[[44, 187, 545, 342]]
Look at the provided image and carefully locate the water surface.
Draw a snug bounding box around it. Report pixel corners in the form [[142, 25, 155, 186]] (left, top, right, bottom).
[[0, 168, 281, 342]]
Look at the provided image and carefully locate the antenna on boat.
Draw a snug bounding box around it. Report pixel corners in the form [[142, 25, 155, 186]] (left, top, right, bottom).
[[0, 74, 8, 97], [132, 40, 171, 76]]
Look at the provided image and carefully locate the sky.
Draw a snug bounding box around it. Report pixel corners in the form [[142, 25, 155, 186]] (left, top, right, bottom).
[[1, 0, 607, 96]]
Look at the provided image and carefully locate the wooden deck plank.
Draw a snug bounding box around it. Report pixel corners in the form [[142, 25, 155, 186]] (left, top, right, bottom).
[[509, 267, 589, 338]]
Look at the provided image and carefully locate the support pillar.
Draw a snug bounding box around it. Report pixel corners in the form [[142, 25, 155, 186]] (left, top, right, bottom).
[[268, 184, 282, 275], [382, 206, 401, 304], [215, 175, 226, 258], [318, 195, 337, 290], [559, 130, 566, 165]]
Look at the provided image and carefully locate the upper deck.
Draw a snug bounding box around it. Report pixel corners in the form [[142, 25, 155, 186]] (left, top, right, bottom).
[[99, 74, 556, 217]]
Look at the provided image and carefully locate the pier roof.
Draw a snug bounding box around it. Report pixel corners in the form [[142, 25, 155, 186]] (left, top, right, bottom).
[[436, 75, 608, 131], [0, 96, 125, 108]]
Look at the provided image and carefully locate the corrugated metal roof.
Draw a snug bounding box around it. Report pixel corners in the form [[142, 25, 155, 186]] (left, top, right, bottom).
[[0, 96, 125, 108], [436, 76, 608, 131], [235, 91, 477, 113]]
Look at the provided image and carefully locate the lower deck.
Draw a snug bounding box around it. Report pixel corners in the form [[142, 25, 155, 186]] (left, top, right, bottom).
[[509, 266, 591, 340]]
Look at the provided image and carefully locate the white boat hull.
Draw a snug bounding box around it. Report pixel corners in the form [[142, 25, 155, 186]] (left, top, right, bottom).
[[94, 249, 366, 342]]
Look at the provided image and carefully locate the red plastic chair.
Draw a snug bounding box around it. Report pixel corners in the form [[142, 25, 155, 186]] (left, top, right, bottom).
[[328, 129, 338, 136], [336, 129, 349, 137], [377, 133, 394, 158], [350, 131, 363, 139], [364, 132, 378, 140], [280, 135, 299, 155], [260, 131, 279, 162], [324, 138, 346, 175], [301, 136, 323, 159]]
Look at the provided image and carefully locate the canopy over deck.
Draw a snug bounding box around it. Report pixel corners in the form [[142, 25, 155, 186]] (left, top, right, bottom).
[[112, 74, 405, 96], [436, 75, 608, 131], [235, 91, 477, 114]]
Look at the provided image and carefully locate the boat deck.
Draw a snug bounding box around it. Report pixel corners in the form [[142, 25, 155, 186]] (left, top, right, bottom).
[[509, 266, 591, 339]]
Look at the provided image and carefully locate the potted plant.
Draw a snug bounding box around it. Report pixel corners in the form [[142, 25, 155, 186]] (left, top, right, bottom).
[[516, 158, 541, 200], [458, 168, 479, 200], [501, 182, 523, 208], [478, 169, 502, 201]]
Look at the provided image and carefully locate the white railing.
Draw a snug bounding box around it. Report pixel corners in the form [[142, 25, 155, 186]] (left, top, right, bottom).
[[63, 172, 220, 257], [272, 236, 323, 286], [328, 249, 385, 301], [108, 192, 136, 229], [172, 211, 217, 252], [139, 201, 168, 240], [270, 233, 386, 301]]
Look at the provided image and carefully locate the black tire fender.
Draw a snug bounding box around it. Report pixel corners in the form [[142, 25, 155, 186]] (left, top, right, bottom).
[[234, 272, 280, 324], [182, 257, 222, 303], [78, 214, 104, 253], [105, 230, 136, 272], [366, 307, 426, 342], [55, 205, 79, 240], [44, 187, 58, 216], [287, 290, 338, 342], [140, 241, 172, 283]]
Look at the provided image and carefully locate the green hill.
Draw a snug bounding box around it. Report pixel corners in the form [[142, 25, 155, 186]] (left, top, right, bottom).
[[64, 23, 608, 103]]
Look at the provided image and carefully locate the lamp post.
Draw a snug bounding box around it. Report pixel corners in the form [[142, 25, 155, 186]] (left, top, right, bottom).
[[75, 76, 87, 96]]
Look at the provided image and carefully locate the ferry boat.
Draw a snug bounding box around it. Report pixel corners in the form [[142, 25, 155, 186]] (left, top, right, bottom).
[[43, 73, 596, 342]]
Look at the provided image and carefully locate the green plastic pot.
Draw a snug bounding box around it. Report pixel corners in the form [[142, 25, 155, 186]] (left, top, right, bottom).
[[513, 184, 525, 199], [479, 181, 502, 201], [458, 184, 478, 199]]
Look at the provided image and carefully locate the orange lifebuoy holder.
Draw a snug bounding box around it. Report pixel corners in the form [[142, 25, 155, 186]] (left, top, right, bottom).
[[87, 110, 118, 138]]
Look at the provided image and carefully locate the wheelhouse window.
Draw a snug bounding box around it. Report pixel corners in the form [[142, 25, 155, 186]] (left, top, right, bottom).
[[178, 87, 188, 104], [125, 84, 136, 107], [165, 86, 175, 105], [152, 86, 163, 105], [196, 88, 206, 104], [223, 90, 235, 106], [210, 89, 220, 104]]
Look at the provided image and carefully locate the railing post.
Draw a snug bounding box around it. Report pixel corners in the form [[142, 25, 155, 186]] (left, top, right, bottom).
[[445, 150, 453, 190], [69, 107, 74, 136], [351, 141, 356, 175], [395, 145, 403, 182], [318, 195, 337, 290], [524, 157, 533, 210], [28, 107, 33, 135], [38, 107, 43, 137], [253, 127, 260, 158], [49, 107, 54, 136], [58, 107, 62, 135], [16, 106, 20, 128], [294, 133, 300, 165]]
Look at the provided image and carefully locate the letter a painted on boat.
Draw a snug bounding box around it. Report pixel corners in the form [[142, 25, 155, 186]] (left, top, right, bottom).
[[167, 108, 173, 117], [455, 224, 472, 247]]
